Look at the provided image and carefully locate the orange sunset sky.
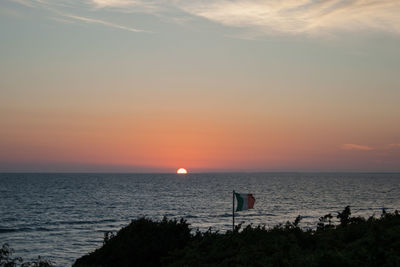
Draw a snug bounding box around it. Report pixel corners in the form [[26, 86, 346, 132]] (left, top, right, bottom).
[[1, 0, 400, 172]]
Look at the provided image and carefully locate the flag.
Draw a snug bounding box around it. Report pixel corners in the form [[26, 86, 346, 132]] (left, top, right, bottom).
[[235, 193, 255, 211]]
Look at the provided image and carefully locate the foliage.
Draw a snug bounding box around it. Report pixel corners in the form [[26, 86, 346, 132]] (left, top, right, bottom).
[[0, 244, 53, 267], [337, 205, 351, 226], [73, 207, 400, 267], [0, 243, 22, 267], [73, 217, 192, 267]]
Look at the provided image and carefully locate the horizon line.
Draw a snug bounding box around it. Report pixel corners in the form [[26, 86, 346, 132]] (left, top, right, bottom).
[[1, 171, 400, 174]]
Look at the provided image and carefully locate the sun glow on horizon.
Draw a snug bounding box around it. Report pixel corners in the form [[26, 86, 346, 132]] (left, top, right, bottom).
[[177, 168, 188, 174]]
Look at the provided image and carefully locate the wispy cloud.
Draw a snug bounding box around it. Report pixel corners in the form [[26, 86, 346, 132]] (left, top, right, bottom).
[[91, 0, 155, 9], [91, 0, 139, 7], [8, 0, 147, 33], [62, 14, 146, 33], [341, 143, 400, 152], [8, 0, 400, 36], [341, 144, 374, 151], [388, 143, 400, 148], [89, 0, 164, 13], [9, 0, 37, 8], [177, 0, 400, 36]]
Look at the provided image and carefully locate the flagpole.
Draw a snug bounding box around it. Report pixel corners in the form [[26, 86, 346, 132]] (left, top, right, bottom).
[[232, 190, 235, 232]]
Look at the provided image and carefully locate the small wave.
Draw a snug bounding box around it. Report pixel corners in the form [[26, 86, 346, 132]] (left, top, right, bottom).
[[36, 227, 53, 231], [208, 212, 277, 218], [185, 215, 198, 219], [262, 213, 277, 217], [215, 213, 232, 218], [234, 213, 261, 217], [0, 226, 53, 234], [162, 213, 178, 217], [56, 219, 119, 226], [0, 228, 19, 233]]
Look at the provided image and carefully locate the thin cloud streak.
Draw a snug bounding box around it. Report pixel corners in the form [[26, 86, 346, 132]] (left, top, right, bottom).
[[90, 0, 161, 12], [9, 0, 37, 8], [91, 0, 141, 7], [8, 0, 147, 33], [8, 0, 400, 36], [341, 144, 374, 151], [177, 0, 400, 36], [62, 14, 146, 33], [389, 143, 400, 148]]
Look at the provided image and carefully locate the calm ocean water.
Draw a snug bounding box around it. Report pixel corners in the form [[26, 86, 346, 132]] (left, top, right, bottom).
[[1, 172, 399, 266]]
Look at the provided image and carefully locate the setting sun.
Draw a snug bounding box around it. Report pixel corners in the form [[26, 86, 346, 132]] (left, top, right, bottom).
[[177, 168, 188, 174]]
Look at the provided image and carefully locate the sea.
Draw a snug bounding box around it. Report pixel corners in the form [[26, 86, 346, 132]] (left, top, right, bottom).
[[1, 172, 399, 266]]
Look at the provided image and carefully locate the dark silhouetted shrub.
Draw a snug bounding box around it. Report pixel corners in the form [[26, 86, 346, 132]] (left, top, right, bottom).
[[73, 217, 191, 267], [0, 244, 53, 267], [337, 205, 351, 226], [74, 207, 400, 267]]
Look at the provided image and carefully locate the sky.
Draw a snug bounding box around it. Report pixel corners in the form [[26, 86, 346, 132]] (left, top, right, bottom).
[[1, 0, 400, 172]]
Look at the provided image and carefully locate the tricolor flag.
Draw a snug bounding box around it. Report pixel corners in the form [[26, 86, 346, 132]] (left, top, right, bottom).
[[235, 193, 255, 211]]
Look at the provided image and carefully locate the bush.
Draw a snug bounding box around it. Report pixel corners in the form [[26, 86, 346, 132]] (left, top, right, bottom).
[[73, 207, 400, 267], [0, 244, 53, 267], [73, 217, 192, 267]]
